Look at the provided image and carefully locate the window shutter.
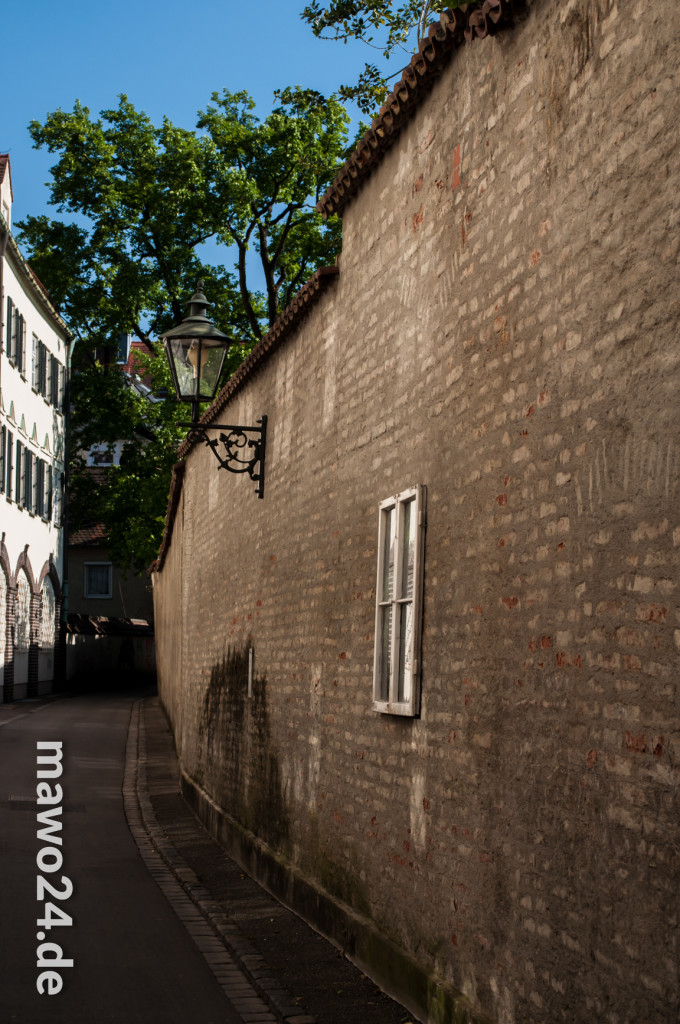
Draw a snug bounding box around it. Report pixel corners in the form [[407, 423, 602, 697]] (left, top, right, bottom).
[[31, 453, 38, 513], [50, 356, 58, 405], [24, 449, 33, 511], [38, 459, 46, 517], [6, 431, 13, 498], [16, 440, 23, 505], [46, 465, 53, 520], [53, 470, 62, 525], [18, 314, 26, 374], [5, 297, 13, 357]]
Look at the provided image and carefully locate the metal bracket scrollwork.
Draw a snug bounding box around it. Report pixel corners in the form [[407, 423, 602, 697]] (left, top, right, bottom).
[[187, 415, 267, 498]]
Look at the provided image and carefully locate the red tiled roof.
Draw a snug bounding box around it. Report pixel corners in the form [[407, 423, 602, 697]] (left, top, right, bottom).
[[70, 522, 107, 546], [317, 0, 519, 218]]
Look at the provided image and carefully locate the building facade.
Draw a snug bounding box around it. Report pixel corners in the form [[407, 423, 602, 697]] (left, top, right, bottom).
[[153, 2, 680, 1022], [65, 333, 155, 683], [0, 156, 71, 700]]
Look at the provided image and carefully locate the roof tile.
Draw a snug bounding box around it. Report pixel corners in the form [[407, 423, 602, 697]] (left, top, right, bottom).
[[317, 0, 518, 219]]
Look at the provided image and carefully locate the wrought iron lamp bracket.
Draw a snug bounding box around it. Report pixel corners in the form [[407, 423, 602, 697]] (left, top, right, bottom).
[[182, 415, 267, 499]]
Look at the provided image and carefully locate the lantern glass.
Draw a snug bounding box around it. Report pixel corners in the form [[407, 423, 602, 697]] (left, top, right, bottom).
[[164, 336, 228, 403]]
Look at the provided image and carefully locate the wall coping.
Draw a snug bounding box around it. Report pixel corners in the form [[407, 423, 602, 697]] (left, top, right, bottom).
[[317, 0, 520, 219]]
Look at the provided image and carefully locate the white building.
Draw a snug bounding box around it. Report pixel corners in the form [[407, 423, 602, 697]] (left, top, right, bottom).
[[0, 155, 72, 700]]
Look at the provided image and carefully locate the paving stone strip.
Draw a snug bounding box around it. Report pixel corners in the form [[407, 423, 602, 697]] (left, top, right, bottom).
[[127, 695, 415, 1024], [124, 697, 304, 1024]]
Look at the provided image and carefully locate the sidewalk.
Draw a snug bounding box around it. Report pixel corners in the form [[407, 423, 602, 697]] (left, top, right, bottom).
[[0, 692, 67, 728], [136, 694, 416, 1024]]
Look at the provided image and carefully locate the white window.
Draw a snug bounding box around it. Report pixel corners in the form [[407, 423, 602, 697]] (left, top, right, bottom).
[[40, 577, 56, 648], [373, 485, 426, 716], [15, 573, 31, 650], [0, 571, 6, 663], [84, 562, 112, 599]]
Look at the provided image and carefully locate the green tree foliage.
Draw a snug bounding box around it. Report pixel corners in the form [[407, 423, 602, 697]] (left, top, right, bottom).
[[301, 0, 466, 113], [68, 352, 185, 571], [18, 89, 349, 570]]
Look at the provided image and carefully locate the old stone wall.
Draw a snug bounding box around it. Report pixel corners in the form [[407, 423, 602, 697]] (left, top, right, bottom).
[[154, 1, 680, 1021]]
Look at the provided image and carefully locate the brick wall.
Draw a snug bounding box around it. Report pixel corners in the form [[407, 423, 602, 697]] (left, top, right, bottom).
[[154, 1, 680, 1021]]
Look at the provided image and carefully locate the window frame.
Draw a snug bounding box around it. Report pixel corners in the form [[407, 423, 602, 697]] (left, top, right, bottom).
[[372, 485, 426, 717], [84, 562, 113, 599]]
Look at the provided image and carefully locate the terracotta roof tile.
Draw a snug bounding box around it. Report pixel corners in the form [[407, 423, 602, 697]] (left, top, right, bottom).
[[317, 0, 519, 219], [69, 522, 107, 546]]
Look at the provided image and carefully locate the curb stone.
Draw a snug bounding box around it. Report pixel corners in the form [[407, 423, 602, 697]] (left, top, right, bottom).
[[124, 696, 315, 1024]]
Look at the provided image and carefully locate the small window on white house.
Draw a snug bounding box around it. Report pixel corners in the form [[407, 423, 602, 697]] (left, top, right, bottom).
[[84, 563, 112, 599], [373, 485, 426, 716]]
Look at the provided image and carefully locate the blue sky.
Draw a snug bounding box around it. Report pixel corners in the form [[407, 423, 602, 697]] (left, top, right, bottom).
[[0, 0, 405, 226]]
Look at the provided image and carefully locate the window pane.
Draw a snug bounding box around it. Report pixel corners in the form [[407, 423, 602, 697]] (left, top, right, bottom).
[[85, 564, 111, 597], [400, 498, 415, 599], [379, 605, 392, 701], [381, 505, 395, 601], [397, 601, 414, 702]]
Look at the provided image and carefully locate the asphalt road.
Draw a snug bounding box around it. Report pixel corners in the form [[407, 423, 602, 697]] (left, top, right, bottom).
[[0, 691, 242, 1024]]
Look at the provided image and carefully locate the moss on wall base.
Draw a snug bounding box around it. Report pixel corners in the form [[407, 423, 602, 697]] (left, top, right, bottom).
[[180, 767, 491, 1024]]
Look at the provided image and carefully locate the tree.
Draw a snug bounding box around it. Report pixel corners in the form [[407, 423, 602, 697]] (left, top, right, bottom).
[[67, 350, 186, 571], [301, 0, 467, 113], [18, 88, 349, 570]]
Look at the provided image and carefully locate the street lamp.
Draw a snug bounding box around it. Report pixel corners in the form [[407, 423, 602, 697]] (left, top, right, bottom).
[[162, 281, 267, 498], [162, 281, 231, 422]]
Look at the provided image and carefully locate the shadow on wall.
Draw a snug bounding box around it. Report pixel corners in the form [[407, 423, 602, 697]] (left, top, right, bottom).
[[200, 643, 290, 852]]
